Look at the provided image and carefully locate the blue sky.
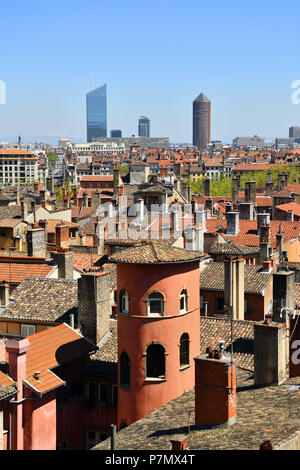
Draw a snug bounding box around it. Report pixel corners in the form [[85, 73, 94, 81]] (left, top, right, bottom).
[[1, 0, 300, 143]]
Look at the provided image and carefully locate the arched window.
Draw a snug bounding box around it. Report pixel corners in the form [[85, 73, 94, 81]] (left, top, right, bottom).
[[180, 289, 188, 313], [180, 333, 190, 368], [147, 291, 164, 316], [120, 352, 130, 387], [119, 289, 129, 314], [146, 343, 166, 379]]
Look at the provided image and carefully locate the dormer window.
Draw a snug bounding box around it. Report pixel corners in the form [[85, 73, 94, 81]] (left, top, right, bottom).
[[147, 292, 164, 316], [120, 290, 129, 314], [180, 289, 188, 313]]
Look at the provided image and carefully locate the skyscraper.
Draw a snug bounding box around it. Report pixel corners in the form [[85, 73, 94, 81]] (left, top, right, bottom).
[[193, 93, 211, 149], [110, 130, 122, 138], [138, 116, 150, 137], [86, 84, 107, 142]]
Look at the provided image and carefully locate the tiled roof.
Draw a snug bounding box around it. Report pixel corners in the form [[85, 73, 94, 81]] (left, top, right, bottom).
[[206, 219, 300, 248], [208, 240, 258, 256], [110, 240, 202, 264], [93, 369, 300, 450], [0, 218, 24, 228], [85, 321, 118, 378], [0, 262, 54, 284], [71, 206, 92, 219], [72, 252, 104, 273], [200, 316, 254, 370], [0, 384, 16, 400], [1, 277, 77, 323], [45, 219, 78, 233], [200, 261, 271, 295], [276, 202, 300, 217], [24, 324, 96, 395]]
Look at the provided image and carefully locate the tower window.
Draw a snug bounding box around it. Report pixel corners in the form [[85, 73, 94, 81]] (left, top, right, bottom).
[[120, 352, 130, 388], [146, 343, 166, 379], [179, 333, 190, 368], [180, 289, 188, 313], [147, 292, 164, 316], [119, 289, 129, 314]]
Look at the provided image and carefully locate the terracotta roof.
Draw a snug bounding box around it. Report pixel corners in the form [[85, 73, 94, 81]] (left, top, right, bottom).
[[200, 261, 271, 295], [110, 240, 203, 264], [0, 149, 35, 155], [0, 218, 24, 228], [276, 202, 300, 217], [206, 219, 300, 248], [1, 277, 77, 323], [80, 175, 113, 182], [72, 252, 105, 273], [0, 262, 54, 284], [0, 384, 16, 400], [44, 219, 78, 233], [24, 324, 96, 395]]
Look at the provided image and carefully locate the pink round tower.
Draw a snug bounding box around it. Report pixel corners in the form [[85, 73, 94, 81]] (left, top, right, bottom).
[[110, 241, 201, 428]]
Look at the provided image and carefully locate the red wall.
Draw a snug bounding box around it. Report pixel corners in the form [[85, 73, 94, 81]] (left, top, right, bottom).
[[117, 260, 200, 427]]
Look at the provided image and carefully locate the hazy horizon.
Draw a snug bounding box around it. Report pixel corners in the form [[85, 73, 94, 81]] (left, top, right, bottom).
[[1, 0, 300, 143]]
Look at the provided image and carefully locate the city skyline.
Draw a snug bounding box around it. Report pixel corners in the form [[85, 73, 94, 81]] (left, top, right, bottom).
[[1, 1, 300, 143]]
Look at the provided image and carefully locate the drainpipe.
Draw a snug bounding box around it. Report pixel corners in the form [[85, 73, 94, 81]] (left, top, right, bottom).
[[111, 424, 117, 450]]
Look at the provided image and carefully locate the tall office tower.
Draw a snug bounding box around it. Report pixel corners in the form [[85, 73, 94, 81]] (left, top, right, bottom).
[[193, 93, 211, 149], [111, 130, 122, 138], [86, 84, 107, 142], [289, 126, 300, 139], [138, 116, 150, 137]]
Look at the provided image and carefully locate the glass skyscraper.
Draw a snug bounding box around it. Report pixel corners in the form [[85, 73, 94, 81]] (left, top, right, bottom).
[[138, 116, 150, 137], [193, 93, 211, 149], [86, 84, 107, 142]]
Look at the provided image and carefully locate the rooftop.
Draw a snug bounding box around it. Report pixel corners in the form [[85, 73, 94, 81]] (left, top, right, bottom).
[[93, 368, 300, 450]]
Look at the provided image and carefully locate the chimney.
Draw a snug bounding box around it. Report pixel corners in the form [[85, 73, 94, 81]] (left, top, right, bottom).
[[224, 257, 245, 320], [257, 213, 271, 235], [232, 176, 238, 205], [113, 164, 120, 196], [40, 189, 47, 205], [286, 210, 294, 222], [205, 197, 213, 213], [245, 181, 256, 204], [275, 225, 283, 258], [82, 192, 88, 208], [174, 163, 181, 193], [34, 182, 41, 195], [204, 178, 210, 197], [46, 176, 54, 193], [73, 187, 78, 206], [194, 348, 237, 427], [16, 189, 20, 205], [272, 270, 295, 323], [278, 174, 286, 190], [91, 190, 101, 215], [170, 437, 188, 450], [259, 224, 271, 264], [0, 281, 10, 307], [239, 202, 254, 220], [6, 338, 30, 450], [26, 226, 46, 257], [266, 172, 273, 195], [51, 249, 73, 279], [225, 201, 233, 213], [31, 200, 36, 222], [21, 201, 28, 220], [226, 212, 239, 236], [136, 198, 144, 222], [78, 268, 111, 344], [254, 321, 288, 386], [55, 221, 69, 249]]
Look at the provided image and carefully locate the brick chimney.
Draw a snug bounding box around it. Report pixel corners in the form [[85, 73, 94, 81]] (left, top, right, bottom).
[[55, 221, 69, 249], [232, 176, 238, 205], [78, 268, 111, 344], [257, 213, 271, 236], [275, 225, 284, 257], [245, 181, 256, 204], [6, 338, 30, 449], [46, 176, 54, 193], [170, 437, 188, 450], [51, 248, 73, 279], [91, 190, 101, 215], [194, 347, 237, 427], [113, 164, 120, 197], [26, 226, 46, 258], [73, 187, 78, 206], [21, 201, 28, 220], [254, 321, 288, 386]]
